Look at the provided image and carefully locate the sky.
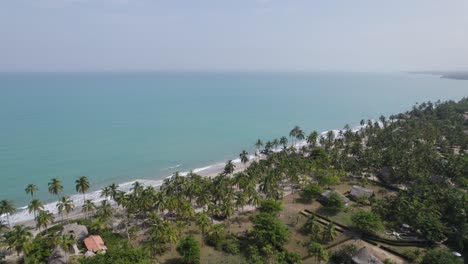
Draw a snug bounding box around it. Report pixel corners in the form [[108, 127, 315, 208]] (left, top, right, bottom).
[[1, 0, 467, 72]]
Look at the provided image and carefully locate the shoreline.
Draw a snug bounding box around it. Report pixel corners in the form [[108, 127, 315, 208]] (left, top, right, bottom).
[[7, 156, 256, 228], [5, 124, 358, 226]]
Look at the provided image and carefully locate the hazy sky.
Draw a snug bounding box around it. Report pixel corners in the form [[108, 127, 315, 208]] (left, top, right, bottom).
[[1, 0, 467, 72]]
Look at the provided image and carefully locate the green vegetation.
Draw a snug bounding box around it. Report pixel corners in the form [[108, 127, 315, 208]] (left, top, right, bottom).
[[1, 98, 467, 263], [351, 210, 385, 234], [177, 235, 201, 264]]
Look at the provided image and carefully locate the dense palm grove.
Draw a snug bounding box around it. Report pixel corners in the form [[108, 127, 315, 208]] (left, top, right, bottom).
[[1, 98, 467, 264]]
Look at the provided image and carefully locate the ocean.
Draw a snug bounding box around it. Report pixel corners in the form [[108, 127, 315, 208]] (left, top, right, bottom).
[[0, 72, 466, 222]]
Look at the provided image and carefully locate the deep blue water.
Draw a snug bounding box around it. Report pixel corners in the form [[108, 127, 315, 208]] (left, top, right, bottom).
[[0, 72, 466, 218]]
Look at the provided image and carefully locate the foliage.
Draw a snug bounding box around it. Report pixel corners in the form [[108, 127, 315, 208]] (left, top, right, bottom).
[[323, 192, 345, 213], [79, 244, 152, 264], [308, 242, 329, 263], [330, 244, 357, 264], [177, 235, 200, 264], [258, 199, 283, 216], [421, 249, 463, 264], [301, 184, 323, 202], [351, 210, 384, 234]]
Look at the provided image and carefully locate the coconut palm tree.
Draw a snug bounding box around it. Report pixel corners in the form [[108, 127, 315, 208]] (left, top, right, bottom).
[[109, 183, 119, 200], [272, 138, 280, 150], [195, 212, 211, 238], [56, 196, 74, 222], [308, 242, 328, 263], [224, 160, 236, 175], [48, 178, 63, 196], [100, 186, 111, 200], [255, 139, 263, 155], [36, 210, 54, 232], [289, 126, 299, 145], [55, 234, 75, 262], [24, 184, 38, 199], [2, 225, 32, 256], [279, 136, 288, 149], [239, 150, 249, 169], [75, 176, 90, 201], [321, 222, 337, 243], [82, 199, 96, 219], [96, 200, 113, 220], [0, 199, 16, 228], [27, 199, 44, 226], [303, 214, 321, 240], [307, 131, 319, 149]]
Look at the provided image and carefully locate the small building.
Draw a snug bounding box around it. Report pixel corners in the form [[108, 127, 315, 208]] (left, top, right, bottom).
[[84, 235, 108, 253], [349, 185, 374, 201], [352, 247, 383, 264], [320, 189, 350, 204], [377, 167, 394, 183], [62, 223, 88, 241]]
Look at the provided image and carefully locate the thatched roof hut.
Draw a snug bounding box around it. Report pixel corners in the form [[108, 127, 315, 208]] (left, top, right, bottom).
[[349, 185, 374, 201], [320, 189, 350, 204], [47, 247, 67, 264], [62, 223, 88, 241], [377, 167, 394, 183], [352, 247, 383, 264]]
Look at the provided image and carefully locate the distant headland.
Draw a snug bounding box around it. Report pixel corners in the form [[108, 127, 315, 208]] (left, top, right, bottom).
[[409, 71, 468, 80]]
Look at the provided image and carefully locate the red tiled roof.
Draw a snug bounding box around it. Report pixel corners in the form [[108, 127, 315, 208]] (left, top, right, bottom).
[[84, 235, 107, 252]]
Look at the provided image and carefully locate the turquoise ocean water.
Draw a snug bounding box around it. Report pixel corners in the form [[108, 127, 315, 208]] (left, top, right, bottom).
[[0, 72, 466, 222]]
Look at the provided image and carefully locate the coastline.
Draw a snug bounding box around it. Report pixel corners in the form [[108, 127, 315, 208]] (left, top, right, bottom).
[[4, 125, 356, 226]]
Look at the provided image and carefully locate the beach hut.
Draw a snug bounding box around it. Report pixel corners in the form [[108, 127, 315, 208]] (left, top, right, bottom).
[[377, 167, 394, 183], [320, 189, 350, 204], [84, 235, 108, 253], [349, 185, 374, 201], [47, 247, 67, 264], [62, 223, 88, 241], [352, 247, 383, 264]]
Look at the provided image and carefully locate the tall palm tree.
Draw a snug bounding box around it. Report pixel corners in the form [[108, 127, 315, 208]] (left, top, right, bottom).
[[36, 210, 54, 232], [307, 131, 319, 148], [100, 186, 111, 200], [27, 199, 44, 226], [56, 196, 74, 222], [55, 234, 75, 262], [24, 184, 38, 199], [223, 160, 236, 175], [254, 139, 263, 155], [272, 138, 280, 150], [239, 150, 249, 169], [303, 214, 321, 241], [75, 176, 90, 201], [2, 225, 32, 256], [109, 183, 119, 200], [48, 178, 63, 196], [321, 222, 337, 243], [195, 212, 211, 238], [289, 126, 299, 145], [279, 136, 288, 149], [96, 200, 113, 220], [0, 199, 16, 228], [81, 199, 96, 219]]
